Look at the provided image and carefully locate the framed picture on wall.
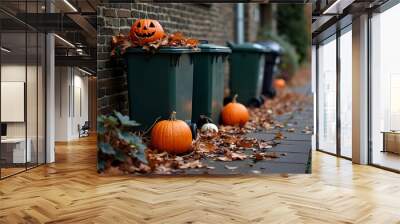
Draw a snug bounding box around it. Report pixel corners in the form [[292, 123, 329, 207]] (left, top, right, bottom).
[[1, 81, 25, 122]]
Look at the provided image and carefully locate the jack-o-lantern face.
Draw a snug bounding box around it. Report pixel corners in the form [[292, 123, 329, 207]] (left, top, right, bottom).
[[130, 19, 165, 45]]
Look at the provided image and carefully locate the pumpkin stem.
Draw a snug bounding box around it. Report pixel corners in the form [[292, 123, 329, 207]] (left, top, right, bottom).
[[233, 94, 238, 103], [170, 111, 177, 121]]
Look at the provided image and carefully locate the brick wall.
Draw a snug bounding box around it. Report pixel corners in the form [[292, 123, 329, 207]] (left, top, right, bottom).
[[97, 3, 236, 115]]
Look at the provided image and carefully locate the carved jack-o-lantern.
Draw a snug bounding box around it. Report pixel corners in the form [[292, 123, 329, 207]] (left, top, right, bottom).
[[130, 19, 165, 45]]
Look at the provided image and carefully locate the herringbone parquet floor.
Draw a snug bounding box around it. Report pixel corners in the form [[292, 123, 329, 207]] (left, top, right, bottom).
[[1, 136, 400, 224]]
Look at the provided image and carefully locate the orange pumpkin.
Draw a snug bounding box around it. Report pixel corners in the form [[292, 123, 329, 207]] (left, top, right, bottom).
[[274, 78, 286, 89], [130, 19, 165, 45], [221, 95, 249, 126], [151, 111, 193, 154]]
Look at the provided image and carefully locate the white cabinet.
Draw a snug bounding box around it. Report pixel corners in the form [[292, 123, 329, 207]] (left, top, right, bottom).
[[1, 138, 32, 163]]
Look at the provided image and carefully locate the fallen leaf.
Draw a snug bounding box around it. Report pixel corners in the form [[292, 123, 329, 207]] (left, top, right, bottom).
[[154, 164, 172, 174], [302, 126, 313, 134], [196, 142, 218, 153], [230, 152, 247, 160], [275, 132, 285, 140], [264, 152, 280, 158], [179, 160, 203, 169], [259, 142, 272, 149], [237, 139, 256, 148], [254, 152, 264, 161]]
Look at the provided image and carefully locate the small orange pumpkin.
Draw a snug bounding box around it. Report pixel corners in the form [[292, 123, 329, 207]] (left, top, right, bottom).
[[130, 19, 165, 45], [151, 111, 193, 154], [274, 78, 286, 89], [221, 95, 249, 126]]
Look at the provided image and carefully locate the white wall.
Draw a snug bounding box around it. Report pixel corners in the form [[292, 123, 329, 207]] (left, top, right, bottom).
[[1, 65, 26, 132], [1, 64, 46, 164], [55, 66, 89, 141], [72, 73, 89, 138], [1, 65, 42, 138], [55, 66, 70, 141]]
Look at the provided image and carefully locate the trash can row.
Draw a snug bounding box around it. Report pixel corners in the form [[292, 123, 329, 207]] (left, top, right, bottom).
[[125, 42, 280, 130], [229, 41, 282, 106]]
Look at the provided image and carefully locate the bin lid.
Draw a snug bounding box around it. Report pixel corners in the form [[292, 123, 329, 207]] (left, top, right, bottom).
[[198, 44, 231, 53], [257, 41, 282, 54], [228, 42, 267, 53], [125, 46, 199, 54]]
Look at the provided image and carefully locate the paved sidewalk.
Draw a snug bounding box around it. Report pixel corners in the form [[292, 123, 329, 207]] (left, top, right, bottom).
[[181, 85, 313, 175]]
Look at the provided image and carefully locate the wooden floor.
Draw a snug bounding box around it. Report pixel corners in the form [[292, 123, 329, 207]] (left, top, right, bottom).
[[0, 167, 26, 178], [372, 150, 400, 171], [1, 136, 400, 224]]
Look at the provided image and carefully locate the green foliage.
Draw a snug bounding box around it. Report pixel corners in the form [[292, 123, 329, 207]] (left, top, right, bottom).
[[97, 111, 147, 172], [276, 4, 310, 64], [258, 29, 299, 77]]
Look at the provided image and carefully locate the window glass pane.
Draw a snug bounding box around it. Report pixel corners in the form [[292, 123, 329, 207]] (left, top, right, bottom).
[[318, 36, 337, 154], [340, 29, 352, 158], [1, 7, 27, 177], [27, 30, 38, 169], [38, 32, 45, 165], [26, 1, 37, 168], [371, 4, 400, 171], [0, 0, 46, 178]]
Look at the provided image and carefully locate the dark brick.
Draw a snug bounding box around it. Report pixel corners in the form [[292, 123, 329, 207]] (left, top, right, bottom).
[[117, 9, 131, 18], [97, 17, 105, 27], [119, 19, 127, 27], [119, 28, 130, 35], [99, 27, 114, 35], [103, 8, 116, 17], [105, 18, 113, 26], [97, 52, 110, 60]]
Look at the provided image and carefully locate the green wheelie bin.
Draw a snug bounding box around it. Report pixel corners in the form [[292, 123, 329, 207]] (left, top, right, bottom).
[[124, 47, 197, 130], [228, 43, 267, 106], [192, 44, 231, 125], [257, 41, 282, 98]]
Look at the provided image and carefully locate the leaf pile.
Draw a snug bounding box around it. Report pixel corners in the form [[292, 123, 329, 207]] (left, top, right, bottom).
[[111, 32, 199, 56], [141, 125, 286, 174], [110, 34, 131, 57], [166, 32, 199, 47], [246, 91, 312, 132]]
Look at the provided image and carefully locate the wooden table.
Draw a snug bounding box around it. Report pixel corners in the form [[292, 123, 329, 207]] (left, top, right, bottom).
[[382, 131, 400, 154]]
